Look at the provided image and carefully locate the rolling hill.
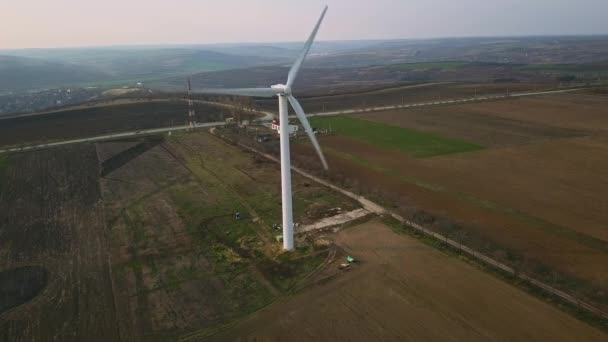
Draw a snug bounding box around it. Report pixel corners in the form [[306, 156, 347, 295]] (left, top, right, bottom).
[[0, 55, 105, 93], [0, 48, 287, 93], [305, 36, 608, 68]]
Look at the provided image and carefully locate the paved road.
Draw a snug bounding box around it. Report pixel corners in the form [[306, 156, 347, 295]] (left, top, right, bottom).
[[0, 87, 586, 154], [194, 99, 275, 121], [205, 87, 585, 121], [0, 122, 224, 154], [300, 87, 585, 119]]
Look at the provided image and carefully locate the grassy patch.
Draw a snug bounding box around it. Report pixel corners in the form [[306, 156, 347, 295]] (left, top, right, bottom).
[[514, 63, 608, 80], [168, 183, 276, 317], [310, 116, 483, 158], [168, 133, 343, 291], [259, 247, 328, 293], [0, 156, 9, 182], [102, 132, 357, 340], [122, 207, 147, 244], [391, 61, 469, 71]]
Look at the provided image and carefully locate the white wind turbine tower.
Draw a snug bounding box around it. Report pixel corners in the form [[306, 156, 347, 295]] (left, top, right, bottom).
[[194, 6, 329, 251]]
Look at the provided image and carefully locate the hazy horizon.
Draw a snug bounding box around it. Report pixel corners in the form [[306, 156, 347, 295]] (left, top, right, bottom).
[[3, 0, 608, 50], [3, 34, 608, 52]]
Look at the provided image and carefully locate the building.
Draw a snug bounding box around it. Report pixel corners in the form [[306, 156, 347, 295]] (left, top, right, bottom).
[[271, 118, 299, 135]]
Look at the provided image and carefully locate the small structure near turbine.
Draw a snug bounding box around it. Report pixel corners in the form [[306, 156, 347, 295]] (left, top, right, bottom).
[[193, 6, 330, 251], [271, 118, 299, 136]]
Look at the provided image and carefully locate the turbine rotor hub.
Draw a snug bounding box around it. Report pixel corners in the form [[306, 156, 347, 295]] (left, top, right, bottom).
[[271, 84, 292, 95]]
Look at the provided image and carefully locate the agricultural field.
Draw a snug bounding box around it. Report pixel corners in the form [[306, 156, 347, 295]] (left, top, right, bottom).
[[347, 98, 585, 147], [291, 90, 608, 310], [0, 100, 225, 147], [216, 220, 606, 341], [0, 145, 119, 341], [254, 81, 551, 114], [0, 130, 361, 340], [309, 116, 482, 158], [97, 131, 360, 340], [2, 94, 608, 340]]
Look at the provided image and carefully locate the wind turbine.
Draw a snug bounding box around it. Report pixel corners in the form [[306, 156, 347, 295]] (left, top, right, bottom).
[[193, 6, 329, 251]]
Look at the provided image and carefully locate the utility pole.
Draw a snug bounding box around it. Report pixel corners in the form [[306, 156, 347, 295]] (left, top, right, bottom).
[[187, 77, 195, 130]]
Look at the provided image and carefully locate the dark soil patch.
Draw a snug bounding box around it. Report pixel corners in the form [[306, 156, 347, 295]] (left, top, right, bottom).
[[0, 266, 48, 313], [0, 101, 224, 147]]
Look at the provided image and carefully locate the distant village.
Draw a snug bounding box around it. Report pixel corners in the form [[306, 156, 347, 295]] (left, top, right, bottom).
[[0, 87, 101, 116]]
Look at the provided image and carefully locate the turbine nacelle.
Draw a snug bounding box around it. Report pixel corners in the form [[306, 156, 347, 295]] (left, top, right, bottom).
[[271, 84, 292, 95]]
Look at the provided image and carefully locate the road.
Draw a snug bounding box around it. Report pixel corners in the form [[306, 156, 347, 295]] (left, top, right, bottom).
[[299, 87, 585, 119], [0, 99, 275, 122], [0, 87, 586, 154], [193, 99, 275, 121], [0, 122, 224, 154], [201, 87, 585, 121]]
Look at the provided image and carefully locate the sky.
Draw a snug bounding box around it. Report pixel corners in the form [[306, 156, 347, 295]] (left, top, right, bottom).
[[2, 0, 608, 49]]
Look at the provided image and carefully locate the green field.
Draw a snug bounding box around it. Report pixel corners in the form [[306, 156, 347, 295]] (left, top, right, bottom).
[[514, 63, 608, 80], [168, 132, 360, 292], [99, 132, 362, 339], [0, 155, 9, 176], [391, 61, 469, 71], [310, 116, 483, 158]]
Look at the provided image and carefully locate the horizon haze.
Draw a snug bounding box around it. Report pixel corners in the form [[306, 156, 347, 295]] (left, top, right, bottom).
[[3, 0, 608, 49]]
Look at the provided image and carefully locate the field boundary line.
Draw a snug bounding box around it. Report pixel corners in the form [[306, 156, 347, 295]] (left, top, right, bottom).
[[211, 129, 608, 321]]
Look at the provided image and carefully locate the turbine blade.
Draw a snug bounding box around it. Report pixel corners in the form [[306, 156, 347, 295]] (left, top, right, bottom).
[[192, 87, 281, 98], [286, 6, 328, 89], [287, 95, 329, 170]]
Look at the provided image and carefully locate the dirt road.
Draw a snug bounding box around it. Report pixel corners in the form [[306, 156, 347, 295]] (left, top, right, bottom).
[[216, 220, 606, 341]]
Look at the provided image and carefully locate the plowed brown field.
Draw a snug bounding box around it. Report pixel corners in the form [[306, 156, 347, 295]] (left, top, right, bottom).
[[0, 145, 119, 341], [291, 91, 608, 307], [0, 100, 224, 147], [355, 93, 608, 146], [216, 221, 606, 341]]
